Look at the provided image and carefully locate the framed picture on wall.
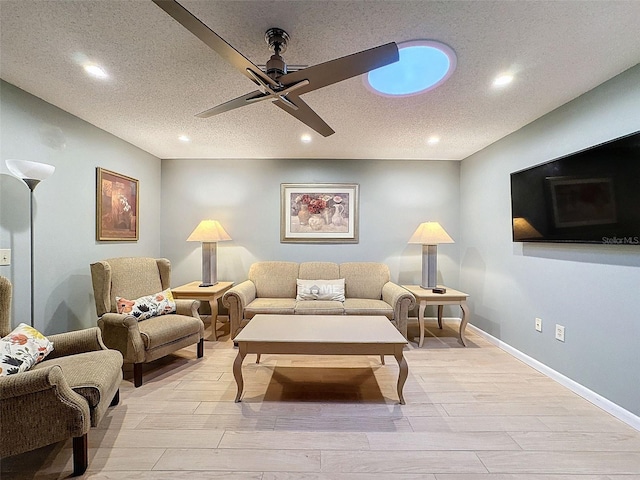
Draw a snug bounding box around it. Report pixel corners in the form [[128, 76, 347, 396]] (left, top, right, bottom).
[[96, 168, 139, 241], [281, 183, 359, 243]]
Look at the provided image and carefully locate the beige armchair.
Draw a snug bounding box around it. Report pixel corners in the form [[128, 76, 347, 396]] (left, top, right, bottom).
[[90, 257, 205, 387], [0, 275, 123, 476]]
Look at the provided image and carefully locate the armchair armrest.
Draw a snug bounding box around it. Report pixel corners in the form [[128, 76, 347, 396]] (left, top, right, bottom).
[[382, 282, 416, 339], [175, 299, 201, 318], [223, 280, 256, 339], [47, 327, 107, 360], [0, 365, 90, 458], [97, 313, 146, 364]]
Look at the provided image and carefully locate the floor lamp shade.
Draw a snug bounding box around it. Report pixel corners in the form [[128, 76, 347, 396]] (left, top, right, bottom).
[[6, 159, 55, 191], [187, 220, 231, 287], [408, 222, 454, 290], [5, 159, 56, 328]]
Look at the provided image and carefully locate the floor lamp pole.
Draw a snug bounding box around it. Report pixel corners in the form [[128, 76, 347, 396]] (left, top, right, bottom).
[[24, 179, 40, 329], [29, 189, 35, 328], [4, 159, 56, 330]]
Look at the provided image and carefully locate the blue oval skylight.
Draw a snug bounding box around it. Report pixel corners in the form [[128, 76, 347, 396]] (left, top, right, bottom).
[[366, 40, 456, 97]]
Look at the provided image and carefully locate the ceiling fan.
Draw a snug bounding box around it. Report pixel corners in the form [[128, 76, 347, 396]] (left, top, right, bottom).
[[152, 0, 399, 137]]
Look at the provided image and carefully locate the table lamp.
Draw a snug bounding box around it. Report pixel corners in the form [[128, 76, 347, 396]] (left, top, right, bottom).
[[187, 220, 231, 287], [408, 221, 454, 290], [5, 159, 56, 327]]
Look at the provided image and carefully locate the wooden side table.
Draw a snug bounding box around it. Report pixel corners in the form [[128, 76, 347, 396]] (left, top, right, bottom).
[[172, 281, 234, 340], [401, 285, 470, 347]]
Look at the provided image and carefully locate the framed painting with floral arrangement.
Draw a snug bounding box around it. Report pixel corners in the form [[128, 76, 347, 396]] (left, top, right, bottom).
[[96, 168, 139, 241], [281, 183, 359, 243]]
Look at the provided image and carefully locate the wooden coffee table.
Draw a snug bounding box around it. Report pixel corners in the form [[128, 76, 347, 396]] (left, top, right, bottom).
[[232, 314, 409, 404]]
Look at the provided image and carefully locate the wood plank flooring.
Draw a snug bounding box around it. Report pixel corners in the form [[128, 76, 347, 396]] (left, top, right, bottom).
[[2, 320, 639, 479]]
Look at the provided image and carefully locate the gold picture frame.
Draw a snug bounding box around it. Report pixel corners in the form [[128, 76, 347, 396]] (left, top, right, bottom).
[[96, 168, 139, 241], [281, 183, 359, 243]]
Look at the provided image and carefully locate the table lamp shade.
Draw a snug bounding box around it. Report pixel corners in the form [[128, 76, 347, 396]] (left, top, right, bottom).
[[187, 220, 232, 242], [187, 220, 231, 287], [408, 222, 454, 245], [408, 222, 454, 290]]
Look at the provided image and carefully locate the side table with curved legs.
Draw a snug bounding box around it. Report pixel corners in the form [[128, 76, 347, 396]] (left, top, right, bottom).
[[402, 285, 470, 347]]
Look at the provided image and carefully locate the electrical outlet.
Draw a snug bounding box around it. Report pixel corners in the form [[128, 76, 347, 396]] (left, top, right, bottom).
[[535, 317, 542, 332], [555, 324, 565, 342], [0, 249, 10, 266]]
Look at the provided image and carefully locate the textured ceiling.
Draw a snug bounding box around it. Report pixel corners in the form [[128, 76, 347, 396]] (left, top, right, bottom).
[[1, 0, 639, 160]]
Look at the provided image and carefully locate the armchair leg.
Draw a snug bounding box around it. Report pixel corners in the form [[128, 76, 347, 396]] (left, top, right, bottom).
[[133, 364, 143, 388], [110, 389, 120, 406], [197, 338, 204, 358], [72, 434, 88, 476]]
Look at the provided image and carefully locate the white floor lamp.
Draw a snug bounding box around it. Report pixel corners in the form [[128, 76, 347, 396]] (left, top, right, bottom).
[[5, 159, 56, 328], [408, 221, 454, 290], [187, 220, 232, 287]]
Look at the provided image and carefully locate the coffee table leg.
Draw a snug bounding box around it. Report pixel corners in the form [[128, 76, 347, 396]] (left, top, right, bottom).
[[437, 305, 444, 329], [233, 343, 247, 402], [394, 347, 408, 405]]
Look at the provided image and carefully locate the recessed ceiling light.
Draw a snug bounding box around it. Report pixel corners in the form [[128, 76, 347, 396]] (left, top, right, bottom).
[[300, 134, 312, 143], [83, 63, 108, 79], [427, 136, 440, 145], [365, 40, 457, 97], [493, 73, 514, 87], [178, 135, 191, 142]]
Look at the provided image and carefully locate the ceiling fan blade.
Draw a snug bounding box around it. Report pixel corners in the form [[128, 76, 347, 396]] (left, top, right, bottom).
[[195, 90, 267, 118], [278, 42, 398, 96], [273, 95, 335, 137], [152, 0, 278, 88]]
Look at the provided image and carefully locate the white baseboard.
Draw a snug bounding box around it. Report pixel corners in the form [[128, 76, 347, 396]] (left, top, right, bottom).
[[467, 323, 640, 432]]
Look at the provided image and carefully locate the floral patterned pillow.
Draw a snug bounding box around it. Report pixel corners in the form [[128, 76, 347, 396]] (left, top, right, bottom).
[[116, 288, 177, 321], [0, 323, 54, 377]]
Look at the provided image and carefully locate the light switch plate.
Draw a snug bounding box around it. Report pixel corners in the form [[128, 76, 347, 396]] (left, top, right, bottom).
[[0, 249, 10, 266]]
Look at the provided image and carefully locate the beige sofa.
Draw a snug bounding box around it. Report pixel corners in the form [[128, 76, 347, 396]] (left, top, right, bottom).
[[222, 261, 416, 339]]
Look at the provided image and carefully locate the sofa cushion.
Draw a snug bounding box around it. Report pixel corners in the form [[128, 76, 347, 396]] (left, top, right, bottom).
[[137, 314, 203, 350], [299, 262, 340, 280], [343, 298, 394, 319], [248, 262, 299, 298], [296, 278, 345, 301], [33, 349, 122, 408], [340, 262, 390, 299], [244, 298, 296, 318], [116, 288, 176, 321], [294, 300, 344, 315], [0, 323, 54, 376]]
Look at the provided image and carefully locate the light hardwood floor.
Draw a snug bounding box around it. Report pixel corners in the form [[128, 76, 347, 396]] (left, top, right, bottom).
[[2, 320, 639, 479]]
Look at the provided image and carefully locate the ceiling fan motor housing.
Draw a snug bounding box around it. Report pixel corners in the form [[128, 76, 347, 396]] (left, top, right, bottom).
[[265, 28, 289, 79], [266, 54, 287, 79]]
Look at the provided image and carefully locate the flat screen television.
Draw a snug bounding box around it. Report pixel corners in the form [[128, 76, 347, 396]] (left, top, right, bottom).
[[510, 131, 640, 245]]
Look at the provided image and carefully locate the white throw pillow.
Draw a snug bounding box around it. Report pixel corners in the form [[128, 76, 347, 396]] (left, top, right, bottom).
[[0, 323, 54, 376], [296, 278, 345, 302], [116, 288, 177, 321]]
